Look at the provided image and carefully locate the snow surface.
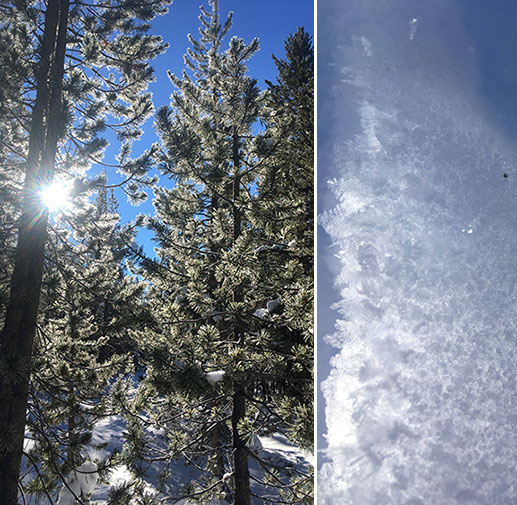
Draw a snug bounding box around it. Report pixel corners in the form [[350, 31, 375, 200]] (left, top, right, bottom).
[[56, 461, 98, 505], [205, 370, 225, 386], [259, 432, 314, 468], [253, 307, 269, 319], [319, 0, 517, 504], [21, 410, 310, 504]]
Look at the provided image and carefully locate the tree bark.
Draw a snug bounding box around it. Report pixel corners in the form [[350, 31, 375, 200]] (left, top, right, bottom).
[[206, 192, 227, 483], [232, 384, 251, 505], [208, 402, 226, 480], [230, 131, 251, 505], [0, 1, 69, 502]]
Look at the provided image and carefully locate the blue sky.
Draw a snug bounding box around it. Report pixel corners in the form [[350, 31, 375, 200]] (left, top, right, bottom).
[[108, 0, 313, 253]]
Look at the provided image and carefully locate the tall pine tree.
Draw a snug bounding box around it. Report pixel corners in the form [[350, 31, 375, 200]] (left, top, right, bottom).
[[0, 1, 170, 502], [128, 3, 313, 504], [257, 26, 314, 451]]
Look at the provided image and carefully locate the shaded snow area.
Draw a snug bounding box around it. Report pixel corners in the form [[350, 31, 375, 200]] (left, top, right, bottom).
[[319, 0, 517, 504], [21, 412, 311, 504], [258, 432, 314, 469], [21, 413, 192, 504]]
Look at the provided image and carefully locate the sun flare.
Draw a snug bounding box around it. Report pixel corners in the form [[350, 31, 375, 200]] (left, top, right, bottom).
[[40, 179, 72, 212]]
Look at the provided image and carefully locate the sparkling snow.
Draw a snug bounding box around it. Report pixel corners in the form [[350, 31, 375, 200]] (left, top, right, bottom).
[[319, 0, 517, 504]]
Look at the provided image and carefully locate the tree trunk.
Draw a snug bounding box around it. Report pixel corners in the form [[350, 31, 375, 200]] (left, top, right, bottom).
[[0, 1, 69, 502], [232, 384, 251, 505], [230, 131, 251, 505]]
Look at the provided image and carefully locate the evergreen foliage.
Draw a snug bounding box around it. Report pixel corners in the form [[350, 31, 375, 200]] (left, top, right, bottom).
[[20, 182, 158, 503], [0, 0, 170, 502], [125, 3, 314, 504], [257, 26, 314, 451], [0, 1, 313, 503]]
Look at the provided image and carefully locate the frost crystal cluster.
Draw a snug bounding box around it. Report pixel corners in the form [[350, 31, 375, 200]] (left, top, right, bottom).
[[319, 1, 517, 504]]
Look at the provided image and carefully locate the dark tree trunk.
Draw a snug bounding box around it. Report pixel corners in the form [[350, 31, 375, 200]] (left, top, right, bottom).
[[232, 133, 242, 245], [230, 131, 250, 505], [232, 384, 251, 505], [0, 1, 69, 502]]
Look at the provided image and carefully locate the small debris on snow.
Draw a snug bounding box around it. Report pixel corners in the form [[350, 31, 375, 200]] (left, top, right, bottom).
[[206, 370, 225, 386]]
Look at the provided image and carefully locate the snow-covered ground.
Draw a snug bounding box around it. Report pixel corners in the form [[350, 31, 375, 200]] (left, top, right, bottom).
[[319, 0, 517, 504], [21, 412, 311, 504]]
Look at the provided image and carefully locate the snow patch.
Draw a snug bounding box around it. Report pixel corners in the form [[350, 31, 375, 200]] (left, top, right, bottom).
[[258, 433, 312, 466], [255, 243, 287, 254], [253, 308, 269, 319], [56, 461, 98, 505], [205, 370, 225, 386]]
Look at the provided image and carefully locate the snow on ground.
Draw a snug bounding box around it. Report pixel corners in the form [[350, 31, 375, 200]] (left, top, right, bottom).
[[21, 409, 311, 504], [259, 432, 314, 467], [319, 0, 517, 504], [56, 461, 98, 505]]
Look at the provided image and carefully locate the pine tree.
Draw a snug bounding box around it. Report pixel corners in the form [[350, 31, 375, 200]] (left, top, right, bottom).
[[0, 4, 34, 319], [257, 27, 314, 450], [0, 1, 170, 502], [129, 3, 313, 504], [20, 185, 153, 502], [143, 2, 261, 501]]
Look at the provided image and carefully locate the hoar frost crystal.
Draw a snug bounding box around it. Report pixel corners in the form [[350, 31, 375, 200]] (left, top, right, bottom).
[[319, 1, 517, 504]]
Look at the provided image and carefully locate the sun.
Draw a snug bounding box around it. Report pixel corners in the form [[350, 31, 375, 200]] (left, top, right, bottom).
[[40, 179, 72, 212]]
